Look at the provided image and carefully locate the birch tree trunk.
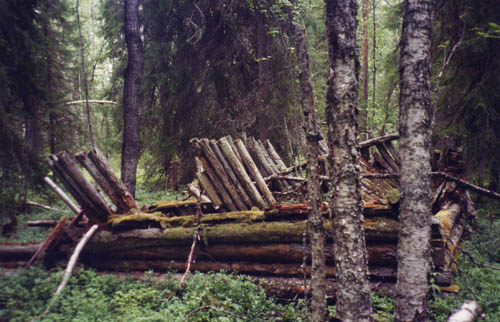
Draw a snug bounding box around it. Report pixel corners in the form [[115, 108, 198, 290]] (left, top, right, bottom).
[[295, 24, 326, 322], [121, 0, 144, 196], [395, 0, 433, 321], [324, 0, 373, 320]]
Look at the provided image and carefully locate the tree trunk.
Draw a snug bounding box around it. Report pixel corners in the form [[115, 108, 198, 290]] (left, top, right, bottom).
[[76, 0, 95, 148], [395, 0, 433, 321], [361, 0, 369, 136], [121, 0, 144, 197], [295, 24, 326, 322], [324, 0, 373, 321]]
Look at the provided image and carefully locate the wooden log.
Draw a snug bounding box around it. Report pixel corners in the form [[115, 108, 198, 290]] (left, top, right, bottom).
[[43, 177, 82, 215], [88, 148, 138, 210], [88, 217, 401, 251], [186, 183, 211, 203], [385, 141, 400, 166], [210, 140, 253, 209], [25, 217, 67, 268], [52, 153, 108, 219], [26, 201, 52, 211], [197, 156, 238, 211], [75, 151, 125, 213], [359, 132, 399, 148], [247, 138, 273, 177], [48, 156, 103, 219], [373, 150, 393, 173], [264, 139, 288, 170], [85, 242, 397, 267], [434, 203, 461, 238], [218, 137, 267, 209], [85, 258, 397, 279], [198, 139, 247, 210], [27, 220, 58, 227], [234, 139, 276, 207], [447, 301, 481, 322], [433, 171, 500, 202], [43, 165, 86, 214], [196, 171, 223, 209], [0, 243, 41, 260], [256, 139, 291, 189], [376, 143, 400, 173], [57, 152, 114, 221]]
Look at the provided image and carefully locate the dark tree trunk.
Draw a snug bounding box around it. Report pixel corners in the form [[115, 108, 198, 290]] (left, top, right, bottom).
[[395, 0, 433, 321], [295, 25, 326, 322], [324, 0, 373, 321], [121, 0, 144, 197]]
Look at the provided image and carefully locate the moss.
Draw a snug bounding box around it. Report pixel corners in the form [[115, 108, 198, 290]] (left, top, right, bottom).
[[435, 209, 453, 238], [108, 212, 169, 228]]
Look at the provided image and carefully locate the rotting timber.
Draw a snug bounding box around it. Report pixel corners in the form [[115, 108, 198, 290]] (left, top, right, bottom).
[[0, 134, 474, 299]]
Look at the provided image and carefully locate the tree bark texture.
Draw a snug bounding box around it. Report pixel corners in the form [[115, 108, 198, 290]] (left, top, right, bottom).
[[324, 1, 373, 320], [121, 0, 144, 197], [395, 0, 433, 321], [295, 24, 326, 322]]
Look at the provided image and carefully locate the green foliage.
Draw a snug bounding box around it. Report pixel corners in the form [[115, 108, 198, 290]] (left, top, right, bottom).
[[0, 269, 306, 322]]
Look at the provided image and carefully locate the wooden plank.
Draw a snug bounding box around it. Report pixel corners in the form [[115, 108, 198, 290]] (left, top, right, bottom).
[[196, 171, 223, 209]]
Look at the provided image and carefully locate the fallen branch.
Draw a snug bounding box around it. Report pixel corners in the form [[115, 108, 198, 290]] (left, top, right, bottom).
[[359, 132, 399, 148], [24, 217, 67, 269], [26, 220, 57, 227], [40, 224, 99, 317], [433, 171, 500, 202], [180, 185, 203, 285], [460, 248, 500, 271], [447, 300, 481, 322], [26, 201, 52, 211], [64, 99, 117, 106], [44, 177, 82, 215]]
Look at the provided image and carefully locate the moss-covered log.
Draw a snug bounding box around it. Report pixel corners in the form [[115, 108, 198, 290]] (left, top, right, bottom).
[[89, 218, 402, 253]]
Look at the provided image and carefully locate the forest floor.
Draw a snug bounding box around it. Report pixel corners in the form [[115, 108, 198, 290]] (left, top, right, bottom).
[[1, 189, 499, 321]]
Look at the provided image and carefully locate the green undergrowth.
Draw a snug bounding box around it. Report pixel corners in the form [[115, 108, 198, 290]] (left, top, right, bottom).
[[0, 269, 307, 322]]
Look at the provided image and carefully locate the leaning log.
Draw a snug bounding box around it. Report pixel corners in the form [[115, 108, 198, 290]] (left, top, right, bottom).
[[25, 216, 67, 268], [198, 139, 247, 210], [88, 148, 138, 211], [197, 156, 238, 211], [234, 139, 276, 207], [196, 171, 223, 209], [218, 137, 267, 209]]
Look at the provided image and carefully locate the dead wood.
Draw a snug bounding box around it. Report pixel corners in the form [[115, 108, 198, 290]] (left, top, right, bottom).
[[26, 201, 52, 211], [25, 217, 67, 269], [27, 220, 58, 227], [41, 224, 99, 317], [88, 148, 138, 211], [359, 132, 399, 148], [447, 300, 481, 322], [44, 177, 82, 214]]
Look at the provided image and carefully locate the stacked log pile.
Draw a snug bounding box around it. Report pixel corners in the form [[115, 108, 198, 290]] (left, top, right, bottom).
[[0, 134, 474, 299]]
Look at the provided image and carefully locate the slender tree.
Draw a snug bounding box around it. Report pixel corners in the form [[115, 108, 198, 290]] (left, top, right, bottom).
[[395, 0, 433, 320], [295, 24, 326, 322], [121, 0, 144, 196], [76, 0, 95, 148], [324, 0, 373, 321]]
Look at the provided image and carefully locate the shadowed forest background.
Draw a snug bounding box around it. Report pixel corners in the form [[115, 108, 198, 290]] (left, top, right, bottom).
[[0, 0, 500, 321]]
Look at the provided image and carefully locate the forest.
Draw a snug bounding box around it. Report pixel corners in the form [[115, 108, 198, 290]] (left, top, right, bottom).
[[0, 0, 499, 321]]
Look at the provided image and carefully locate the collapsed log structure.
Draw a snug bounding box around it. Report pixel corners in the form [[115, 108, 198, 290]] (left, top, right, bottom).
[[0, 135, 474, 299]]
